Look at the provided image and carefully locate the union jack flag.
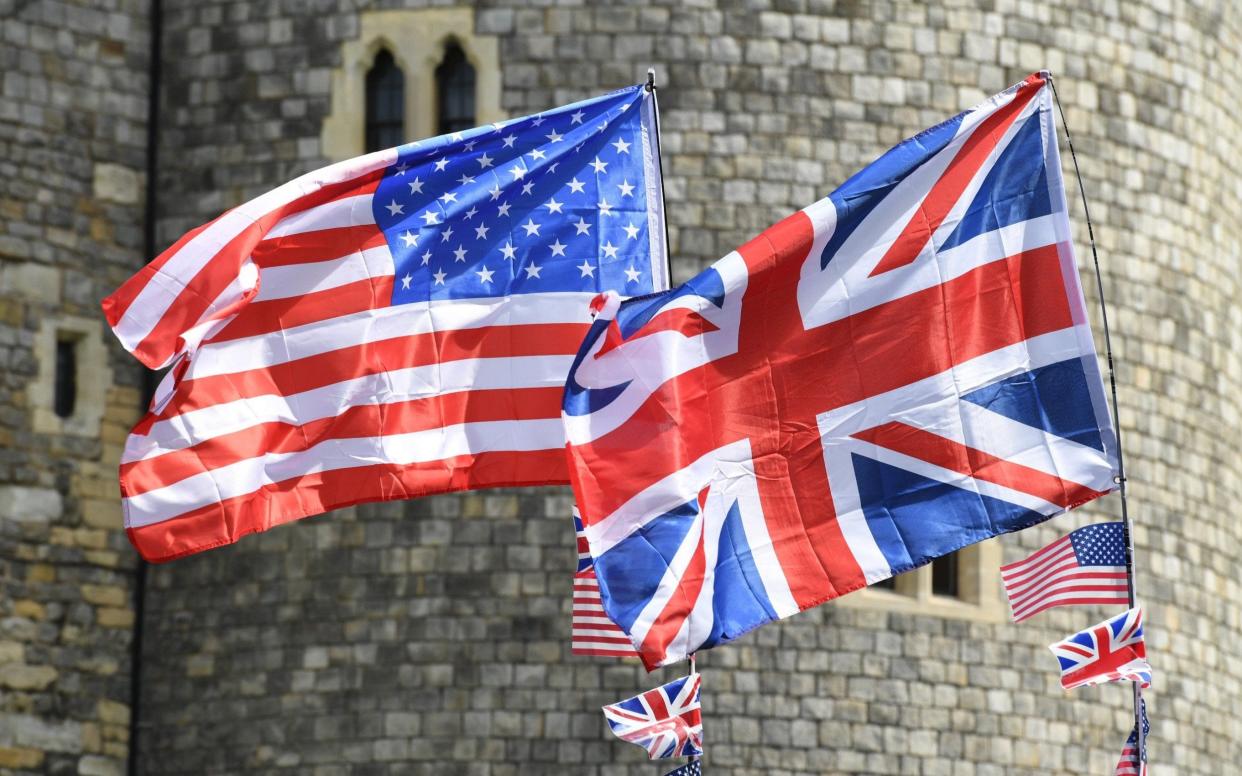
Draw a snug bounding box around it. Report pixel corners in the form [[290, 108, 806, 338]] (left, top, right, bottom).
[[1115, 698, 1150, 776], [563, 72, 1119, 668], [602, 673, 703, 759], [1050, 607, 1152, 690]]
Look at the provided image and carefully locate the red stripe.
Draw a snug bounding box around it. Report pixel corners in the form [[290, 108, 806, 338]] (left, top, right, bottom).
[[210, 276, 395, 342], [151, 322, 591, 422], [126, 449, 568, 563], [638, 522, 707, 669], [1006, 565, 1126, 599], [1015, 596, 1132, 623], [1001, 538, 1074, 576], [102, 218, 219, 330], [122, 386, 564, 496], [869, 75, 1043, 277], [253, 225, 388, 267], [571, 647, 638, 656], [853, 421, 1108, 509]]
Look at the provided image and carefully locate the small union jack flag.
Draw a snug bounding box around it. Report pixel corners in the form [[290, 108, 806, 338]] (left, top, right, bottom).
[[602, 673, 703, 759], [1050, 607, 1152, 690], [1115, 698, 1149, 776]]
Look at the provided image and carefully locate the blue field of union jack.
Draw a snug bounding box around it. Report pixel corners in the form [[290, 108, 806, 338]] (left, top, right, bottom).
[[563, 72, 1120, 668]]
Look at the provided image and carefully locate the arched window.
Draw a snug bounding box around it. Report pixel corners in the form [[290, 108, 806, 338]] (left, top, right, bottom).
[[365, 49, 405, 152], [435, 42, 476, 134]]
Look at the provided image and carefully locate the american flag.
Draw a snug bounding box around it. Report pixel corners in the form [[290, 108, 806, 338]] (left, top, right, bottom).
[[572, 507, 640, 657], [1000, 521, 1131, 621], [102, 85, 668, 562], [1115, 698, 1150, 776], [602, 673, 703, 759], [1050, 607, 1152, 690], [563, 73, 1119, 668], [663, 761, 703, 776]]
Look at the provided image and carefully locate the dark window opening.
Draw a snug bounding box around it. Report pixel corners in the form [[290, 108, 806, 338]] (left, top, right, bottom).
[[931, 554, 960, 598], [435, 42, 476, 135], [365, 49, 405, 152], [54, 338, 77, 418]]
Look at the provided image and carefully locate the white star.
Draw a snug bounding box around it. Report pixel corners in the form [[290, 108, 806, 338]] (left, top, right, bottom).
[[549, 239, 567, 257], [524, 262, 542, 279], [489, 184, 502, 201], [545, 129, 563, 142], [394, 163, 409, 176], [598, 199, 614, 216], [497, 201, 512, 217], [548, 162, 559, 174], [509, 164, 526, 180], [453, 245, 468, 262], [570, 110, 585, 125], [532, 116, 546, 127], [401, 273, 412, 289], [385, 200, 404, 216], [611, 137, 632, 154], [464, 140, 477, 151], [476, 265, 495, 284], [434, 158, 449, 171], [399, 230, 418, 247], [577, 260, 596, 278], [617, 179, 635, 197], [456, 173, 475, 186], [528, 148, 547, 161], [408, 177, 424, 194], [464, 206, 478, 220], [601, 240, 619, 258], [545, 197, 564, 214], [478, 152, 494, 168], [433, 268, 447, 285], [590, 157, 608, 174], [618, 103, 629, 112], [567, 177, 586, 194], [521, 181, 535, 196], [420, 250, 432, 265], [451, 132, 464, 142], [573, 218, 592, 235], [502, 134, 517, 148], [440, 191, 457, 204], [623, 222, 640, 240], [475, 223, 490, 240], [441, 226, 454, 242], [420, 211, 440, 226], [624, 265, 641, 283], [521, 218, 541, 236], [500, 242, 517, 260]]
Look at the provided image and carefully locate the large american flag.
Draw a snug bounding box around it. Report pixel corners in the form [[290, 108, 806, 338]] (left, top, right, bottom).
[[1001, 521, 1130, 621], [1050, 607, 1152, 690], [563, 73, 1120, 668], [572, 508, 640, 657], [103, 85, 668, 561], [602, 673, 703, 759]]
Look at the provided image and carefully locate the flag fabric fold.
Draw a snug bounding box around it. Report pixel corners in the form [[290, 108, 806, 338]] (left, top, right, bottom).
[[104, 85, 668, 561], [563, 72, 1120, 669], [602, 673, 703, 759], [1050, 607, 1152, 690], [1001, 521, 1131, 621]]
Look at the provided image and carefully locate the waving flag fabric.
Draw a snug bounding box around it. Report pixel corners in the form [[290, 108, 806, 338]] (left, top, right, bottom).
[[1050, 607, 1151, 690], [572, 507, 640, 657], [104, 85, 668, 561], [563, 72, 1119, 668], [1115, 698, 1149, 776], [602, 673, 703, 759], [1001, 521, 1131, 621]]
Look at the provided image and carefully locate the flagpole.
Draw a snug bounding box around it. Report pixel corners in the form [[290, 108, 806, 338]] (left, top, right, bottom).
[[1045, 70, 1145, 763], [645, 67, 675, 285]]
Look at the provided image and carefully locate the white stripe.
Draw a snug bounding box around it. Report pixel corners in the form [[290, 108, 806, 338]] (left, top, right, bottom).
[[1000, 536, 1073, 580], [1012, 587, 1130, 620], [254, 245, 395, 302], [191, 292, 597, 379], [264, 194, 376, 238], [122, 417, 564, 528], [1010, 571, 1130, 607], [638, 87, 670, 292], [113, 149, 397, 352]]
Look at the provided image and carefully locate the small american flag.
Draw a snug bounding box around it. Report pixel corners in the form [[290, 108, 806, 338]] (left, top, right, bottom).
[[602, 673, 703, 759], [572, 508, 639, 658], [1050, 607, 1152, 691], [663, 761, 703, 776], [1001, 522, 1131, 621], [103, 85, 668, 561], [1115, 699, 1149, 776]]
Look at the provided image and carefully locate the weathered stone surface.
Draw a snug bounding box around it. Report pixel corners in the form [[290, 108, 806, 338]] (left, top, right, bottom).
[[0, 485, 63, 523]]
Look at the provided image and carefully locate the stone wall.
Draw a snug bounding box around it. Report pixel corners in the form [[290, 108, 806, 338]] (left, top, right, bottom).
[[0, 0, 151, 774]]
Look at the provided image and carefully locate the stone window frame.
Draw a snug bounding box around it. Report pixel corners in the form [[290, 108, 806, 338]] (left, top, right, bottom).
[[834, 539, 1007, 622], [31, 314, 113, 438], [321, 8, 504, 162]]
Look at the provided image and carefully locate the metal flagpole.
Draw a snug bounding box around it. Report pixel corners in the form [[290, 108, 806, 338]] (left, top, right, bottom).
[[1044, 71, 1145, 763], [645, 67, 675, 286]]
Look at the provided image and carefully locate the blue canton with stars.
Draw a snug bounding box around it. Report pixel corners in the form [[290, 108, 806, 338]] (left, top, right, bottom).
[[1069, 522, 1128, 566], [372, 84, 663, 303]]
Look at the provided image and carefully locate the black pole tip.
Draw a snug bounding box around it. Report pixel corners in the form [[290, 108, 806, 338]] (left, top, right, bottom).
[[646, 67, 656, 91]]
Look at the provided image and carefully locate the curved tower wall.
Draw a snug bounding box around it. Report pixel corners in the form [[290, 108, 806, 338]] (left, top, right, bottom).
[[133, 1, 1242, 774]]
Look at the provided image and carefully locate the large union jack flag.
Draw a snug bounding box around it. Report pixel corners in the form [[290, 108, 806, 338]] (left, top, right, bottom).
[[563, 72, 1119, 668], [602, 673, 703, 759], [1050, 607, 1152, 690]]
